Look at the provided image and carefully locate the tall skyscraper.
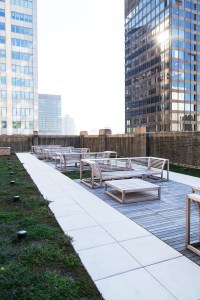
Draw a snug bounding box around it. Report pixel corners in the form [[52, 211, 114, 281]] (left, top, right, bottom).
[[38, 94, 62, 135], [0, 0, 38, 135], [125, 0, 200, 132]]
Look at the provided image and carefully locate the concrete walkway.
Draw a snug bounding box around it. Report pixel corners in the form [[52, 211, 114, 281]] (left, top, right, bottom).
[[163, 169, 200, 187], [17, 153, 200, 300]]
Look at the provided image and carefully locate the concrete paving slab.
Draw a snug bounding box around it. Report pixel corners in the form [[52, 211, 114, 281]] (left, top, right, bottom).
[[48, 195, 75, 205], [49, 202, 85, 218], [96, 268, 176, 300], [146, 256, 200, 300], [77, 243, 141, 281], [68, 225, 116, 251], [101, 219, 151, 242], [120, 235, 181, 267], [57, 213, 98, 232], [89, 209, 128, 225]]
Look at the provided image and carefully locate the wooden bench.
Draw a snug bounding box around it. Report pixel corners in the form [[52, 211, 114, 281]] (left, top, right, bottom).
[[129, 157, 168, 181], [57, 151, 116, 171], [80, 157, 169, 188], [0, 147, 11, 156]]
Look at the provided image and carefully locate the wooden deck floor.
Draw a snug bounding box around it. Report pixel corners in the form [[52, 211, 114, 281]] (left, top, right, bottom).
[[77, 179, 200, 266]]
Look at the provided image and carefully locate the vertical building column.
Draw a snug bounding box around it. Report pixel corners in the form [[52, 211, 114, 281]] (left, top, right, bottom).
[[5, 0, 12, 135], [146, 132, 150, 157], [32, 0, 38, 133]]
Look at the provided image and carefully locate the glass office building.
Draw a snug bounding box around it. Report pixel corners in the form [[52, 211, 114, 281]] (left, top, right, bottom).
[[38, 94, 62, 135], [125, 0, 200, 132], [0, 0, 38, 135]]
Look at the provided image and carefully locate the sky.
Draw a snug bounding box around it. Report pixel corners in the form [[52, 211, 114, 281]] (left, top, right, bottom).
[[37, 0, 125, 134]]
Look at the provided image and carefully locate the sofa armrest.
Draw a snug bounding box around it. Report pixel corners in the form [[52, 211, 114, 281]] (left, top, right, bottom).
[[192, 187, 200, 193]]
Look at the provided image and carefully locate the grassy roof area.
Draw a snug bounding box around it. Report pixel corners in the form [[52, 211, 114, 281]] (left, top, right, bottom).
[[0, 154, 102, 300], [169, 164, 200, 178]]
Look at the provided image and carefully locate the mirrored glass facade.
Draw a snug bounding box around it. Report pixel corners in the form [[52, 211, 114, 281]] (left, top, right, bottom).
[[125, 0, 200, 132], [0, 0, 38, 135]]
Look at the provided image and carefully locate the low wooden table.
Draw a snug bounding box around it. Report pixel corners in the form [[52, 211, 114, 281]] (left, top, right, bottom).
[[105, 178, 160, 204]]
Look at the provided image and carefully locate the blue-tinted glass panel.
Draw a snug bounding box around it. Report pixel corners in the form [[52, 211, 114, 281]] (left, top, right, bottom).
[[0, 63, 5, 71], [11, 25, 33, 36], [0, 36, 5, 44], [0, 23, 5, 30], [0, 49, 5, 58], [0, 9, 5, 17], [11, 38, 33, 48], [1, 90, 6, 98], [11, 0, 32, 8], [0, 77, 6, 84], [11, 11, 32, 23]]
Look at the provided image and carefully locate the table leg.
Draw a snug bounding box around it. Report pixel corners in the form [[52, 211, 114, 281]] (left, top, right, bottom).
[[167, 160, 169, 181], [158, 187, 161, 199], [186, 196, 190, 246], [80, 161, 83, 180], [122, 190, 125, 203], [105, 183, 107, 193], [60, 155, 62, 170]]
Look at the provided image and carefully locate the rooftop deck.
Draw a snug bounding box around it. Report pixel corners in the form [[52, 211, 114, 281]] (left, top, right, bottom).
[[77, 178, 200, 266], [18, 153, 200, 300], [40, 154, 200, 264]]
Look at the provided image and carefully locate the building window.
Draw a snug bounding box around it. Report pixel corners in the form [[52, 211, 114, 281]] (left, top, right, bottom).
[[12, 121, 21, 129], [2, 121, 6, 128], [12, 65, 33, 74], [11, 38, 33, 49], [1, 107, 6, 117], [0, 63, 6, 71], [1, 90, 6, 98], [12, 78, 33, 87], [0, 36, 5, 44], [0, 9, 5, 17], [11, 25, 32, 36], [0, 77, 6, 84], [12, 91, 34, 100], [11, 11, 32, 23], [0, 22, 5, 30], [0, 49, 6, 58], [12, 51, 33, 61], [11, 0, 32, 9]]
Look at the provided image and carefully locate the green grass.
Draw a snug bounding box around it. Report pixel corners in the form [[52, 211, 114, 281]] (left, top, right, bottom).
[[63, 170, 91, 180], [169, 164, 200, 178], [0, 154, 102, 300]]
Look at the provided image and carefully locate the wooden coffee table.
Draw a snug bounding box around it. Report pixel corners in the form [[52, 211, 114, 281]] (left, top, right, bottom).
[[105, 178, 160, 204]]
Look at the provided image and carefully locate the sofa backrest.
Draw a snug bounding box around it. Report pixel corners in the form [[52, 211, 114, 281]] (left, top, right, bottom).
[[148, 157, 166, 172]]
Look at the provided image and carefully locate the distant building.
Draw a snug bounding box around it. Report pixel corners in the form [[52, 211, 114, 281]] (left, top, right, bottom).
[[62, 114, 77, 135], [0, 0, 38, 135], [38, 94, 61, 135], [90, 128, 99, 135]]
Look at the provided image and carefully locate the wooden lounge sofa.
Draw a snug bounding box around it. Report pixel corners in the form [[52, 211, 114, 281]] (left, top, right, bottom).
[[129, 157, 167, 180], [80, 157, 169, 188], [58, 151, 116, 171]]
